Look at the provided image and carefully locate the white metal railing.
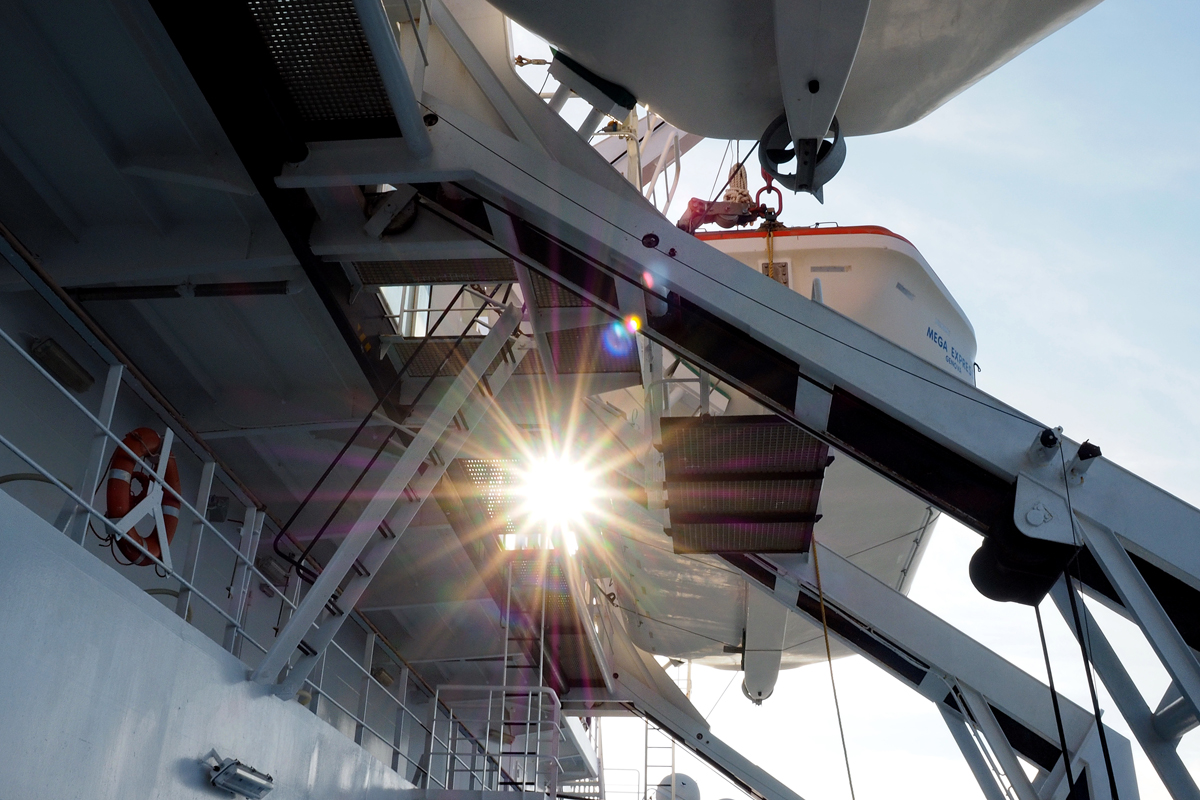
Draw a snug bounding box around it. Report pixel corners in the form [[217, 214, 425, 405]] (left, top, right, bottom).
[[429, 685, 563, 794], [0, 325, 296, 655], [0, 319, 503, 790]]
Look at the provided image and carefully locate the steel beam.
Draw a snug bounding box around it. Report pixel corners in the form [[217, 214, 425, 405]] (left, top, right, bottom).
[[483, 204, 557, 379], [1154, 684, 1199, 741], [1050, 579, 1200, 800], [356, 632, 376, 746], [938, 705, 1008, 800], [353, 0, 432, 159], [1080, 517, 1200, 721], [224, 508, 262, 655], [957, 685, 1041, 800], [762, 545, 1130, 794], [425, 0, 543, 152], [251, 304, 526, 690]]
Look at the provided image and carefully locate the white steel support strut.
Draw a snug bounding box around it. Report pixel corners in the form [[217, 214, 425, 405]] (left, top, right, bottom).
[[275, 102, 1200, 607], [252, 304, 528, 693], [957, 685, 1041, 800], [762, 545, 1132, 799], [1079, 517, 1200, 723], [1051, 579, 1200, 800], [938, 705, 1009, 800], [353, 0, 431, 159]]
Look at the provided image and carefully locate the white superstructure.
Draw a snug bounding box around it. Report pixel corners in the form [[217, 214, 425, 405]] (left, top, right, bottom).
[[1, 2, 1195, 800]]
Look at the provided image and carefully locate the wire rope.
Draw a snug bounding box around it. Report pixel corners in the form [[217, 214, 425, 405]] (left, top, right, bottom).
[[417, 101, 1042, 430], [1035, 603, 1078, 797], [704, 672, 738, 719], [1058, 446, 1121, 800], [812, 538, 857, 800], [706, 140, 732, 204]]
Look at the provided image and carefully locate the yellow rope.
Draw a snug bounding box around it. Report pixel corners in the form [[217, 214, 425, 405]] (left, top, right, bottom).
[[766, 224, 775, 281], [812, 537, 857, 800]]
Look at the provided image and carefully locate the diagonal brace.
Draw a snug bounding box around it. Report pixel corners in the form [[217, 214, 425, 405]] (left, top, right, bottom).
[[1051, 578, 1200, 800], [274, 336, 532, 697], [251, 305, 524, 687], [1079, 517, 1200, 722]]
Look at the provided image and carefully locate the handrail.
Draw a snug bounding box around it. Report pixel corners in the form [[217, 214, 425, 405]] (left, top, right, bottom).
[[0, 326, 287, 594], [0, 317, 509, 789], [0, 430, 273, 658]]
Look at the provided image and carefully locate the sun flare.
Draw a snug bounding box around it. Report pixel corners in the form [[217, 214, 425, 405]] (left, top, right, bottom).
[[514, 455, 598, 535]]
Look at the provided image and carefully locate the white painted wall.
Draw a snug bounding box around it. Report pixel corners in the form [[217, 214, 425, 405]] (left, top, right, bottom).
[[0, 489, 414, 800]]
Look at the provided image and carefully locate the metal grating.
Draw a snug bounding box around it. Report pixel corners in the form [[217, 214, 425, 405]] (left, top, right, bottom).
[[665, 479, 822, 513], [545, 327, 639, 374], [356, 259, 517, 286], [660, 416, 829, 554], [530, 270, 590, 308], [661, 416, 828, 476], [391, 339, 486, 377], [461, 458, 520, 534], [670, 522, 816, 554], [247, 0, 394, 126], [390, 328, 637, 376]]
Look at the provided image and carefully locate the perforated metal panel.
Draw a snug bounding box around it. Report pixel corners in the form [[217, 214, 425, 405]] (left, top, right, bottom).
[[247, 0, 394, 130], [661, 416, 829, 554], [662, 416, 828, 476], [356, 259, 516, 286], [530, 270, 589, 308], [665, 479, 822, 513], [461, 458, 520, 534], [670, 522, 816, 554], [390, 328, 637, 376]]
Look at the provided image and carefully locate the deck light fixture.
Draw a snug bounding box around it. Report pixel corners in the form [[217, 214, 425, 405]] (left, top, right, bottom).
[[210, 757, 274, 798]]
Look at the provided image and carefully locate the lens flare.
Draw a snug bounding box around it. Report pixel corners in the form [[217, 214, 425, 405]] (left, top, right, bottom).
[[514, 456, 597, 533], [624, 315, 640, 333], [602, 320, 634, 355]]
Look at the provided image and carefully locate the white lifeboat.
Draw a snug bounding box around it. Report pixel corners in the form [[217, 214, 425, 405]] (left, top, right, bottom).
[[698, 225, 977, 383], [607, 224, 975, 703]]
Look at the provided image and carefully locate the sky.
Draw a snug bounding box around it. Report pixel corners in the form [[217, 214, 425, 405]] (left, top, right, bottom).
[[510, 2, 1200, 799]]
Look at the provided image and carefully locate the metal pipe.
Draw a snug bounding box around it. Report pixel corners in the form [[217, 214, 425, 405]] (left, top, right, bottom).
[[547, 84, 571, 113], [577, 107, 606, 138], [353, 0, 432, 159]]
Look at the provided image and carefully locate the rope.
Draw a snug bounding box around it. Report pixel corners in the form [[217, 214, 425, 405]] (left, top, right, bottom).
[[723, 163, 752, 205], [1035, 604, 1077, 797], [812, 539, 857, 800], [1057, 446, 1121, 800]]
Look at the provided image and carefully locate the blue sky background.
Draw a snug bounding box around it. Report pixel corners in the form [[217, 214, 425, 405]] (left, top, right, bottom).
[[510, 1, 1200, 797]]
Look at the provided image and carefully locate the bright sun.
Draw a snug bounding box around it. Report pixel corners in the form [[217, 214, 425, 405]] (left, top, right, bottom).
[[514, 456, 598, 534]]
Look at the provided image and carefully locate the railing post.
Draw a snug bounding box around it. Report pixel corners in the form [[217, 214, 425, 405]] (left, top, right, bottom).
[[356, 632, 376, 746], [391, 666, 411, 773], [175, 461, 215, 619], [59, 363, 123, 543], [223, 507, 260, 654]]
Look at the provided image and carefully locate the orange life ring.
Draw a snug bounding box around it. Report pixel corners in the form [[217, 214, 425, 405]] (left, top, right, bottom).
[[105, 427, 181, 566]]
